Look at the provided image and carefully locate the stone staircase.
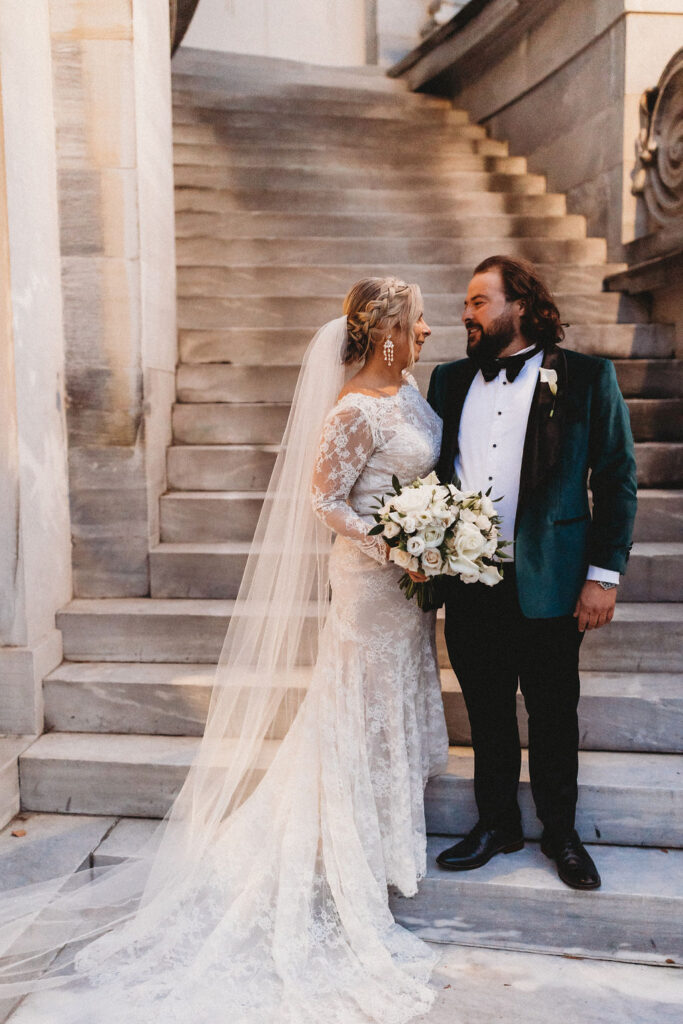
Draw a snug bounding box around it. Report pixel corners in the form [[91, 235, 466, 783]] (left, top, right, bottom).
[[16, 50, 683, 966]]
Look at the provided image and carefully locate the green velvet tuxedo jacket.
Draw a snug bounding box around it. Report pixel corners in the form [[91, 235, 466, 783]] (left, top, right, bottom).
[[427, 346, 638, 618]]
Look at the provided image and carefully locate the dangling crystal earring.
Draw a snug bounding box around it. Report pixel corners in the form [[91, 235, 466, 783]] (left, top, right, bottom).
[[383, 335, 394, 365]]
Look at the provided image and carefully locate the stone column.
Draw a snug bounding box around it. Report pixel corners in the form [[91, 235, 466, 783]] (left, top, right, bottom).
[[0, 0, 71, 734], [50, 0, 177, 597]]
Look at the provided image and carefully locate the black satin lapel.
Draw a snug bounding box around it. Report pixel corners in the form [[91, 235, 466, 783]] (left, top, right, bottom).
[[516, 346, 567, 528], [437, 362, 478, 484]]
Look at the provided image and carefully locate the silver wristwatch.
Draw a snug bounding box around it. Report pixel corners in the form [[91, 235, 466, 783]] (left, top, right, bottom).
[[597, 580, 618, 591]]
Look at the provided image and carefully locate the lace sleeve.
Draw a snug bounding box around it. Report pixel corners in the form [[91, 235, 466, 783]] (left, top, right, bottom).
[[311, 400, 388, 565]]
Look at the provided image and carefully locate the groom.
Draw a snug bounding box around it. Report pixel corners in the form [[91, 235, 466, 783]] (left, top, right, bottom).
[[427, 256, 637, 889]]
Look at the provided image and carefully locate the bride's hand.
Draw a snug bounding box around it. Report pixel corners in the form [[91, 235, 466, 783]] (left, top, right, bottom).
[[407, 569, 428, 583]]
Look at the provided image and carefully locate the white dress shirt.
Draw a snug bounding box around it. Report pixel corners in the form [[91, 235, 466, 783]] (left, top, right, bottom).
[[454, 346, 619, 584]]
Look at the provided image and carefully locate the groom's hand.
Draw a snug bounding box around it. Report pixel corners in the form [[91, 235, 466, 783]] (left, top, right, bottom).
[[573, 581, 617, 631]]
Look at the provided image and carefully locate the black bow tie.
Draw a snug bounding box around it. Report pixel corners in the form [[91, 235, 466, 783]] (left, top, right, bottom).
[[480, 346, 542, 383]]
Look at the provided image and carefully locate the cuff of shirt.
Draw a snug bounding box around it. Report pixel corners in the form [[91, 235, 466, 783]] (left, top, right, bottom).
[[586, 565, 620, 585]]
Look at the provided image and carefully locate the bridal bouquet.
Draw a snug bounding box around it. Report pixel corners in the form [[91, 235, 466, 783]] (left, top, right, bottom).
[[368, 471, 507, 609]]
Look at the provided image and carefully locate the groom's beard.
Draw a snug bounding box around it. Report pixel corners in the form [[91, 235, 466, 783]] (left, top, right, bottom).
[[466, 309, 517, 365]]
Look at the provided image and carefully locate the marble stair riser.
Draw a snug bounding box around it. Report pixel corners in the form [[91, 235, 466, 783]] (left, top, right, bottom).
[[170, 107, 489, 143], [159, 490, 683, 545], [172, 128, 511, 159], [42, 664, 683, 754], [170, 400, 674, 445], [177, 324, 674, 365], [17, 734, 683, 848], [175, 290, 647, 326], [175, 360, 682, 403], [56, 600, 683, 672], [166, 442, 683, 491], [170, 88, 460, 118], [175, 184, 570, 216], [174, 146, 528, 177], [171, 261, 623, 294], [171, 236, 611, 266], [148, 541, 683, 602], [174, 146, 528, 176]]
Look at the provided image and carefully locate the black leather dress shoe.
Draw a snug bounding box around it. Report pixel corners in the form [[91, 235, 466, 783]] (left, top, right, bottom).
[[541, 830, 601, 890], [436, 824, 524, 871]]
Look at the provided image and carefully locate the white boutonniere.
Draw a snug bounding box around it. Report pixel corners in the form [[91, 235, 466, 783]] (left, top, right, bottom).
[[539, 367, 558, 395], [539, 367, 558, 417]]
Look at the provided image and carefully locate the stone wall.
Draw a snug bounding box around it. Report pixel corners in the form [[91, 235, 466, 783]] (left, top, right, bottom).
[[395, 0, 683, 261], [50, 0, 177, 596], [0, 0, 71, 733]]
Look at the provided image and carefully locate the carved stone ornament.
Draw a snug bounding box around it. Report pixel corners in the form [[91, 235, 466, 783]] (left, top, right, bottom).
[[633, 47, 683, 227]]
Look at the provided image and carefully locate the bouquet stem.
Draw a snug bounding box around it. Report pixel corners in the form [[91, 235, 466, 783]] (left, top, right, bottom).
[[398, 574, 440, 612]]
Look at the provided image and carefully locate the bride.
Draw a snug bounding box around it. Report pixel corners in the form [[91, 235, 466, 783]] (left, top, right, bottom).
[[0, 277, 450, 1023]]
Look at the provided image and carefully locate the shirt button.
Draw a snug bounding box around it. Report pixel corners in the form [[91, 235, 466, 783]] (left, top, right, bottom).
[[497, 411, 502, 415], [492, 443, 497, 448], [488, 476, 493, 481]]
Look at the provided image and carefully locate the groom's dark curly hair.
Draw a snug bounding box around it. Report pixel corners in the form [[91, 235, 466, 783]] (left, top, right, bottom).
[[474, 255, 565, 349]]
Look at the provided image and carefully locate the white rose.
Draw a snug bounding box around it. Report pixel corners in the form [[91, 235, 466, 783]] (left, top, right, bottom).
[[421, 547, 444, 576], [402, 515, 417, 534], [483, 537, 498, 558], [453, 521, 486, 561], [459, 507, 477, 524], [422, 522, 446, 548], [461, 572, 480, 584], [479, 563, 503, 587], [390, 547, 418, 571], [479, 495, 495, 518], [393, 486, 432, 515], [406, 534, 426, 556], [475, 515, 491, 532], [383, 520, 400, 539]]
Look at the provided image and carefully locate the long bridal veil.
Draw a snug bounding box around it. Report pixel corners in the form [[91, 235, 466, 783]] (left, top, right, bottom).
[[0, 318, 352, 999]]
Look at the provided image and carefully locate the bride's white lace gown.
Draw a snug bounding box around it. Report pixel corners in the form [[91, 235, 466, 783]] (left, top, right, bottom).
[[12, 374, 449, 1024]]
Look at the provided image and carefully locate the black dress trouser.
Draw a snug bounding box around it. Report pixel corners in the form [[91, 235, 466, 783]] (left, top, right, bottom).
[[443, 564, 583, 842]]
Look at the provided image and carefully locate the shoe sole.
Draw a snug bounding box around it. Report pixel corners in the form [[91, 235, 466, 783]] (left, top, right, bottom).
[[436, 838, 524, 871]]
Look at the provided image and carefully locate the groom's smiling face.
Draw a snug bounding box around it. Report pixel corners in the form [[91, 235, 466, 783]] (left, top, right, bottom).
[[462, 269, 523, 360]]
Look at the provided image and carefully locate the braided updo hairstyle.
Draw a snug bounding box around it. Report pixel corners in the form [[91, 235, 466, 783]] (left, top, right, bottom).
[[343, 277, 422, 366]]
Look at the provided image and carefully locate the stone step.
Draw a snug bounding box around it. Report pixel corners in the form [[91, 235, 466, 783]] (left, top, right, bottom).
[[390, 837, 683, 965], [627, 399, 683, 442], [18, 732, 683, 849], [57, 599, 683, 671], [175, 179, 555, 215], [148, 540, 683, 602], [159, 489, 683, 545], [175, 359, 682, 405], [170, 235, 610, 267], [0, 738, 33, 832], [172, 125, 511, 158], [172, 49, 417, 94], [175, 291, 647, 329], [167, 441, 682, 492], [170, 398, 671, 447], [72, 813, 683, 969], [171, 260, 623, 295], [178, 324, 674, 364], [637, 443, 683, 487], [172, 95, 469, 126], [171, 104, 489, 142], [171, 81, 456, 115], [174, 151, 530, 180], [42, 661, 683, 754], [175, 206, 589, 242]]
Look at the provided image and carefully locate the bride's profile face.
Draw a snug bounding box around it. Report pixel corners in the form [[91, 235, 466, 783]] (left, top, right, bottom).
[[392, 311, 431, 365]]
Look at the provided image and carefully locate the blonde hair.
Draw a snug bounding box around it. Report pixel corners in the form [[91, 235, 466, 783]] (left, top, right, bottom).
[[343, 277, 422, 366]]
